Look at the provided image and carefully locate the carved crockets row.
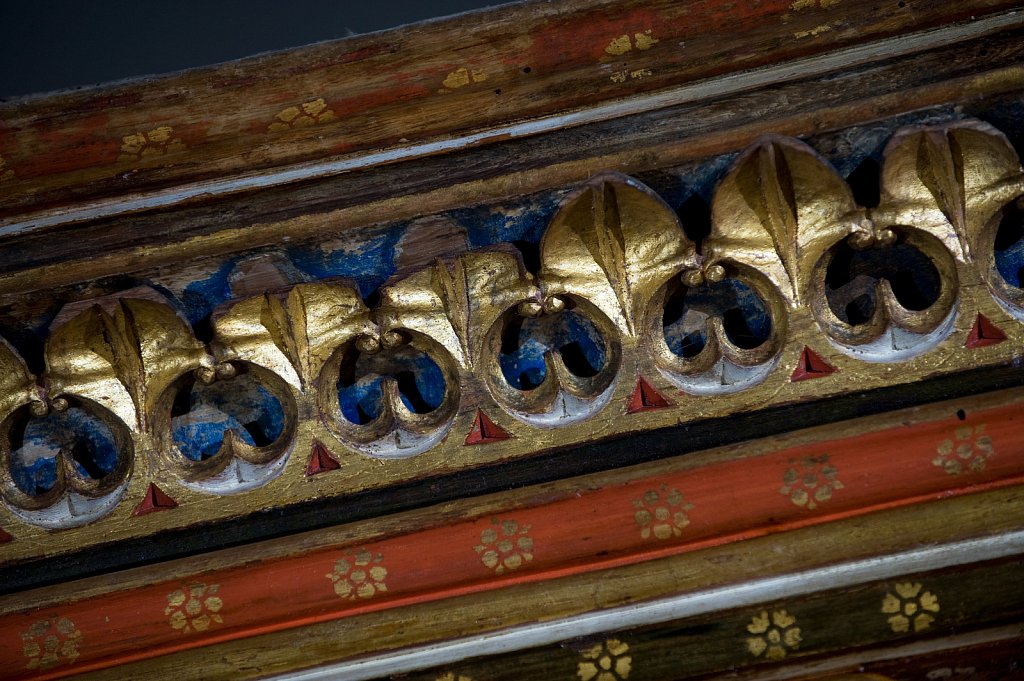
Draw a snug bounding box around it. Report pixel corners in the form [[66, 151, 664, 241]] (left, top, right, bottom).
[[0, 119, 1021, 524]]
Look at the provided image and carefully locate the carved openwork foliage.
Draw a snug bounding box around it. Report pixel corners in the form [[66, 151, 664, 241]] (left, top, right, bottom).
[[0, 120, 1021, 530]]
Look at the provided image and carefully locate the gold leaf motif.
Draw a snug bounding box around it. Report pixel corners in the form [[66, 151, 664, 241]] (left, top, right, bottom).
[[633, 31, 659, 50], [436, 674, 474, 681], [604, 30, 658, 55], [578, 638, 632, 680], [21, 616, 82, 670], [378, 268, 469, 371], [541, 174, 696, 336], [441, 67, 487, 91], [215, 283, 372, 389], [746, 609, 801, 660], [882, 582, 940, 633], [431, 252, 538, 369], [268, 98, 336, 132], [165, 582, 224, 633], [326, 548, 389, 600], [46, 299, 206, 430], [933, 424, 994, 475], [877, 121, 1024, 263], [605, 35, 632, 55], [708, 137, 860, 306], [779, 454, 843, 509], [118, 126, 185, 161], [0, 336, 37, 423], [474, 517, 534, 575]]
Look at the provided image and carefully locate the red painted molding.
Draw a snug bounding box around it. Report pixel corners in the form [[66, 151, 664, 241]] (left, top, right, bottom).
[[1, 401, 1021, 678]]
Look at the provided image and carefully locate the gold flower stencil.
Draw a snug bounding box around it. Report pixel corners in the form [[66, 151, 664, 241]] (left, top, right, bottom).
[[165, 582, 224, 633], [632, 484, 694, 539], [474, 518, 534, 575], [746, 609, 802, 660], [21, 617, 82, 670], [327, 548, 389, 600], [779, 454, 843, 509], [578, 638, 632, 681], [882, 582, 940, 633]]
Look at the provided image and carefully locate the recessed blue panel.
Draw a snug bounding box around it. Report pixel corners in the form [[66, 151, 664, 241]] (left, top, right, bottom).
[[171, 373, 284, 461], [499, 309, 607, 390], [10, 407, 118, 495], [337, 346, 446, 425]]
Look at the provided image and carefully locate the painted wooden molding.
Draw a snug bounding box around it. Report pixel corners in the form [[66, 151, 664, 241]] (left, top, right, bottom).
[[0, 1, 1022, 678], [0, 0, 1019, 223], [0, 122, 1021, 563], [0, 389, 1021, 678]]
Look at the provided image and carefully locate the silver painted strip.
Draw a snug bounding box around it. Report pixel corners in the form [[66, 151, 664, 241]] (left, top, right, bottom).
[[271, 529, 1024, 680], [2, 10, 1020, 237]]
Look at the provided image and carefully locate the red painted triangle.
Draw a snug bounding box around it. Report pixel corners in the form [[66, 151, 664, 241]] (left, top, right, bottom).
[[132, 483, 178, 517], [465, 409, 512, 445], [965, 313, 1007, 348], [306, 440, 341, 476], [790, 346, 837, 382], [0, 527, 12, 544], [627, 376, 671, 413]]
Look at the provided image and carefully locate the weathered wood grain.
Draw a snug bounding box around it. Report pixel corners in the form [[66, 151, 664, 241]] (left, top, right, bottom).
[[1, 24, 1022, 294], [0, 0, 1018, 220], [729, 626, 1024, 680]]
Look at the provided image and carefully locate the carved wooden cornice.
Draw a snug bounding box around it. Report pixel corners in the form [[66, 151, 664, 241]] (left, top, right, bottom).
[[0, 1, 1023, 678], [0, 118, 1021, 565]]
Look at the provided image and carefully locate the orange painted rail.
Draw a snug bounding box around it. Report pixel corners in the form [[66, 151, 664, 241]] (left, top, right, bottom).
[[3, 401, 1022, 678]]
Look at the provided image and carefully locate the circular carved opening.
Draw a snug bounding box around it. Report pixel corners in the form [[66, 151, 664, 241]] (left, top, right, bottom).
[[498, 307, 607, 391], [0, 397, 132, 527], [812, 226, 958, 361], [171, 369, 286, 462], [7, 405, 120, 497], [337, 344, 446, 425], [994, 197, 1024, 290], [662, 278, 772, 357], [824, 236, 942, 326]]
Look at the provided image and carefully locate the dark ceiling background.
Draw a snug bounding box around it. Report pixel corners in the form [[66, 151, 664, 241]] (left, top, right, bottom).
[[0, 0, 504, 99]]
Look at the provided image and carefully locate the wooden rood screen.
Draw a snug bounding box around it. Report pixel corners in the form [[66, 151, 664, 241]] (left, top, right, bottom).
[[0, 1, 1022, 678]]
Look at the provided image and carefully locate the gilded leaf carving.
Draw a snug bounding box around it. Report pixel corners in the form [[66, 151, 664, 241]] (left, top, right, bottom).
[[378, 268, 468, 370], [0, 337, 37, 421], [540, 174, 696, 336], [311, 271, 466, 455], [46, 299, 205, 430], [708, 137, 860, 305], [431, 252, 538, 369], [878, 121, 1024, 262], [1, 120, 1021, 532], [215, 283, 372, 389]]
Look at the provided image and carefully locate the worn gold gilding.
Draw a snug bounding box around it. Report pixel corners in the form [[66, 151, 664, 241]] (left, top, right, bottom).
[[0, 122, 1021, 561]]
